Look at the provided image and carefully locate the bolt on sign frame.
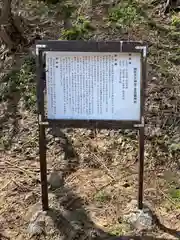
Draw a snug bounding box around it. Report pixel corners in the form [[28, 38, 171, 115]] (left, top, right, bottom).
[[36, 40, 147, 211]]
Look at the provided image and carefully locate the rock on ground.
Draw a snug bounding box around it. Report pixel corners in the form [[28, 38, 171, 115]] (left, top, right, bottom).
[[123, 200, 153, 232], [27, 210, 46, 238], [48, 171, 64, 189]]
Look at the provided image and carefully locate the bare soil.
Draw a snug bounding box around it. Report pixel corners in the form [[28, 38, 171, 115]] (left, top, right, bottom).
[[0, 0, 180, 239]]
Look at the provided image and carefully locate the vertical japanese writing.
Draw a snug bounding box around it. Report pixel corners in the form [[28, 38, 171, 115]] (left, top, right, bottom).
[[52, 57, 56, 116], [119, 59, 128, 101], [133, 67, 137, 104], [46, 52, 141, 121], [46, 57, 57, 118]]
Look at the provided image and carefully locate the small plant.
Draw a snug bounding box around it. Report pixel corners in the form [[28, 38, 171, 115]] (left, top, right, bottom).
[[94, 190, 111, 203], [169, 188, 180, 200], [108, 2, 141, 29], [109, 223, 130, 236], [60, 16, 95, 40], [110, 226, 123, 236], [171, 14, 180, 28], [19, 57, 36, 110]]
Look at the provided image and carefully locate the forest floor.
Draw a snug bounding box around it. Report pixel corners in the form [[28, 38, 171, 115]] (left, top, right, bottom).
[[0, 0, 180, 239]]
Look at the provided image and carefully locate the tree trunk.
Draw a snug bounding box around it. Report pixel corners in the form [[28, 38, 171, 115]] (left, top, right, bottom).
[[164, 0, 180, 13], [0, 0, 27, 50]]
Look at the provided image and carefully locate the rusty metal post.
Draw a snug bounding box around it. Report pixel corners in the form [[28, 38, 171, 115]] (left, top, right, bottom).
[[138, 126, 145, 209], [138, 45, 146, 210], [39, 123, 48, 210], [37, 47, 49, 211]]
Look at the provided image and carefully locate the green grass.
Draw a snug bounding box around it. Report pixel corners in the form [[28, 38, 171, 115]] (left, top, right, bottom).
[[107, 1, 143, 29], [108, 223, 130, 236], [19, 57, 36, 110], [171, 14, 180, 28], [169, 188, 180, 200], [94, 190, 111, 203], [110, 226, 123, 236], [60, 16, 95, 40]]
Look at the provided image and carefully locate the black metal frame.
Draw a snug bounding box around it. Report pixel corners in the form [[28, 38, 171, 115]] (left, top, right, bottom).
[[36, 40, 147, 211]]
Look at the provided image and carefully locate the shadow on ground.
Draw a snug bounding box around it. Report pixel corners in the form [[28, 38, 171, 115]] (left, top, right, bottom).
[[49, 127, 77, 161], [0, 68, 21, 149], [0, 54, 36, 150], [46, 171, 180, 240]]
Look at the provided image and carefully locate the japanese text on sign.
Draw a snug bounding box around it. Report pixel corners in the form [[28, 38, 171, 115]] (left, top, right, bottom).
[[45, 52, 141, 121]]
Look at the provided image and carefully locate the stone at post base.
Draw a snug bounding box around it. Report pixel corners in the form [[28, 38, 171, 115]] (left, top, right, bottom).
[[123, 200, 153, 233], [26, 198, 61, 239], [48, 171, 64, 189]]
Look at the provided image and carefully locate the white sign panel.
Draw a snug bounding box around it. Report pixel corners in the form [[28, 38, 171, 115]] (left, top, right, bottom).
[[45, 52, 141, 121]]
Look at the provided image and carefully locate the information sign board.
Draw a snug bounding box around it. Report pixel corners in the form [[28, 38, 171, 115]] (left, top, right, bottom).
[[45, 52, 141, 121], [36, 40, 147, 211]]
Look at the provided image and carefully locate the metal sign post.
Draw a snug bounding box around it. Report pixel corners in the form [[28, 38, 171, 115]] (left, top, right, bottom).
[[138, 126, 145, 209], [39, 123, 48, 210], [138, 53, 146, 210], [36, 40, 147, 211], [36, 48, 49, 210]]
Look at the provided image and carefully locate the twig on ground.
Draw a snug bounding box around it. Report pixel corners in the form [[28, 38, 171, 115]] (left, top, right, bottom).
[[84, 147, 116, 181], [0, 180, 11, 192], [4, 160, 37, 179], [157, 183, 177, 206]]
